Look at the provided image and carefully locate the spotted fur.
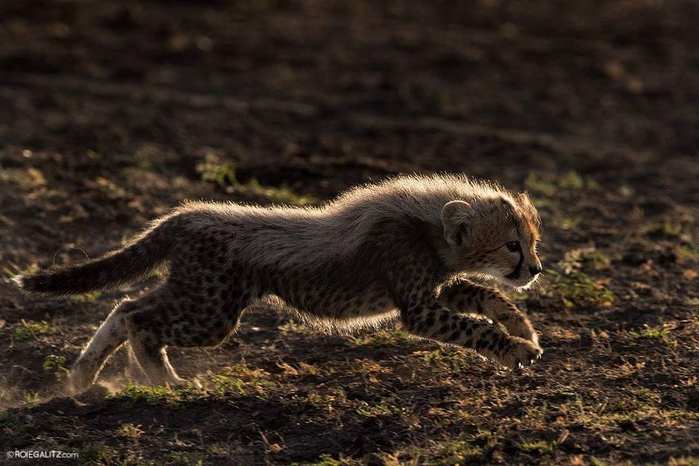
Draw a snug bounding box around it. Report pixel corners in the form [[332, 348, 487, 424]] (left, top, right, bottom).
[[16, 174, 544, 391]]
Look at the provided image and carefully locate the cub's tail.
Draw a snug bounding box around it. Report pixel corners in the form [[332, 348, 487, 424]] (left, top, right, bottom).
[[15, 213, 182, 296]]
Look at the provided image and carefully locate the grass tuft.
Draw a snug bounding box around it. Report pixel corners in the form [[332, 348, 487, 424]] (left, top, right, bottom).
[[196, 153, 317, 205], [13, 319, 55, 342], [558, 247, 611, 275], [23, 392, 40, 404], [72, 291, 103, 303], [291, 453, 342, 466], [79, 442, 117, 465], [43, 354, 70, 381], [629, 325, 675, 346], [549, 271, 614, 309], [110, 384, 189, 406], [526, 170, 599, 196], [675, 245, 699, 261], [519, 440, 558, 455], [115, 423, 145, 440]]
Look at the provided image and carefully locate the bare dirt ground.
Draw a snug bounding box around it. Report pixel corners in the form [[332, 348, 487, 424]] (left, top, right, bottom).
[[0, 1, 698, 464]]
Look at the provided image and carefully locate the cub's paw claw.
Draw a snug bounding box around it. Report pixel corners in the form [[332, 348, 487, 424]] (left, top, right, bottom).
[[495, 337, 543, 370]]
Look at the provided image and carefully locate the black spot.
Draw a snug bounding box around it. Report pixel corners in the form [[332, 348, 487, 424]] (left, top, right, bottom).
[[506, 250, 525, 279]]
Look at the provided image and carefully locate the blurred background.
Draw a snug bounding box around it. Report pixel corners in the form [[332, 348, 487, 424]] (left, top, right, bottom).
[[1, 1, 698, 464], [2, 0, 698, 269], [2, 0, 698, 251]]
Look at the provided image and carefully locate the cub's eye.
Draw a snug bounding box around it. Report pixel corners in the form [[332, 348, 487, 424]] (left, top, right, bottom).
[[505, 240, 520, 252]]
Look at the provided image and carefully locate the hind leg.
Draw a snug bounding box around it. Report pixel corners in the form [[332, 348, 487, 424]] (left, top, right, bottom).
[[127, 333, 183, 386], [124, 286, 249, 386], [69, 298, 136, 392], [123, 344, 148, 383]]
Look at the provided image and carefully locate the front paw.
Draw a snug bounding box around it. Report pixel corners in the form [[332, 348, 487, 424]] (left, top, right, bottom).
[[504, 320, 539, 347], [493, 336, 543, 370], [517, 325, 539, 348]]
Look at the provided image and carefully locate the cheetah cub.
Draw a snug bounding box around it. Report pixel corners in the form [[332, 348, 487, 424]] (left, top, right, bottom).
[[16, 174, 544, 392]]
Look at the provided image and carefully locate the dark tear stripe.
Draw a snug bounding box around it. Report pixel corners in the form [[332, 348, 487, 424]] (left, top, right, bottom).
[[506, 250, 524, 279]]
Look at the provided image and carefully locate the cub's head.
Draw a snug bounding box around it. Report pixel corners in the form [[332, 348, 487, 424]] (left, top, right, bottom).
[[441, 193, 543, 289]]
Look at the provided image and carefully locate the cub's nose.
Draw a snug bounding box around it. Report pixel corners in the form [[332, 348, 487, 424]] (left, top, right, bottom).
[[529, 265, 542, 277]]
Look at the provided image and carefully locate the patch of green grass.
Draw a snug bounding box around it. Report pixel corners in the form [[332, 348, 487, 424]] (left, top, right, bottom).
[[3, 262, 38, 279], [560, 171, 586, 190], [211, 373, 274, 399], [240, 178, 317, 206], [669, 458, 699, 466], [206, 444, 231, 457], [676, 245, 699, 261], [196, 154, 317, 206], [427, 440, 484, 465], [553, 214, 582, 229], [12, 319, 55, 342], [530, 196, 554, 210], [356, 396, 402, 418], [210, 363, 275, 398], [167, 451, 205, 466], [110, 384, 190, 406], [660, 221, 683, 237], [43, 354, 70, 381], [558, 247, 611, 275], [112, 367, 275, 406], [278, 360, 324, 378], [291, 453, 342, 466], [519, 440, 558, 456], [526, 170, 599, 196], [549, 271, 614, 309], [629, 325, 675, 346], [115, 423, 144, 439], [23, 392, 40, 404], [79, 442, 117, 465], [196, 154, 238, 187], [72, 290, 102, 303], [645, 220, 684, 238], [410, 348, 470, 372], [290, 388, 347, 418], [525, 172, 557, 196], [561, 170, 599, 190], [420, 349, 459, 365]]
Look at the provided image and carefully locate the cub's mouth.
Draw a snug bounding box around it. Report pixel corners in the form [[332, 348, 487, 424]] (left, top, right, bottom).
[[505, 275, 539, 290]]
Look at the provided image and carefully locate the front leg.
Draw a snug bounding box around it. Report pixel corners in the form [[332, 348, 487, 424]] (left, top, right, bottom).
[[378, 230, 540, 369], [400, 299, 542, 370], [439, 279, 539, 347]]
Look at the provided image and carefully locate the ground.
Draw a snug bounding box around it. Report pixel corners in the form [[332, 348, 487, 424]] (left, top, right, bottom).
[[0, 0, 698, 465]]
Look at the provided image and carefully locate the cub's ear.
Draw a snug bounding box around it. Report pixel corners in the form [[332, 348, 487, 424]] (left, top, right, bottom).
[[441, 200, 476, 246]]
